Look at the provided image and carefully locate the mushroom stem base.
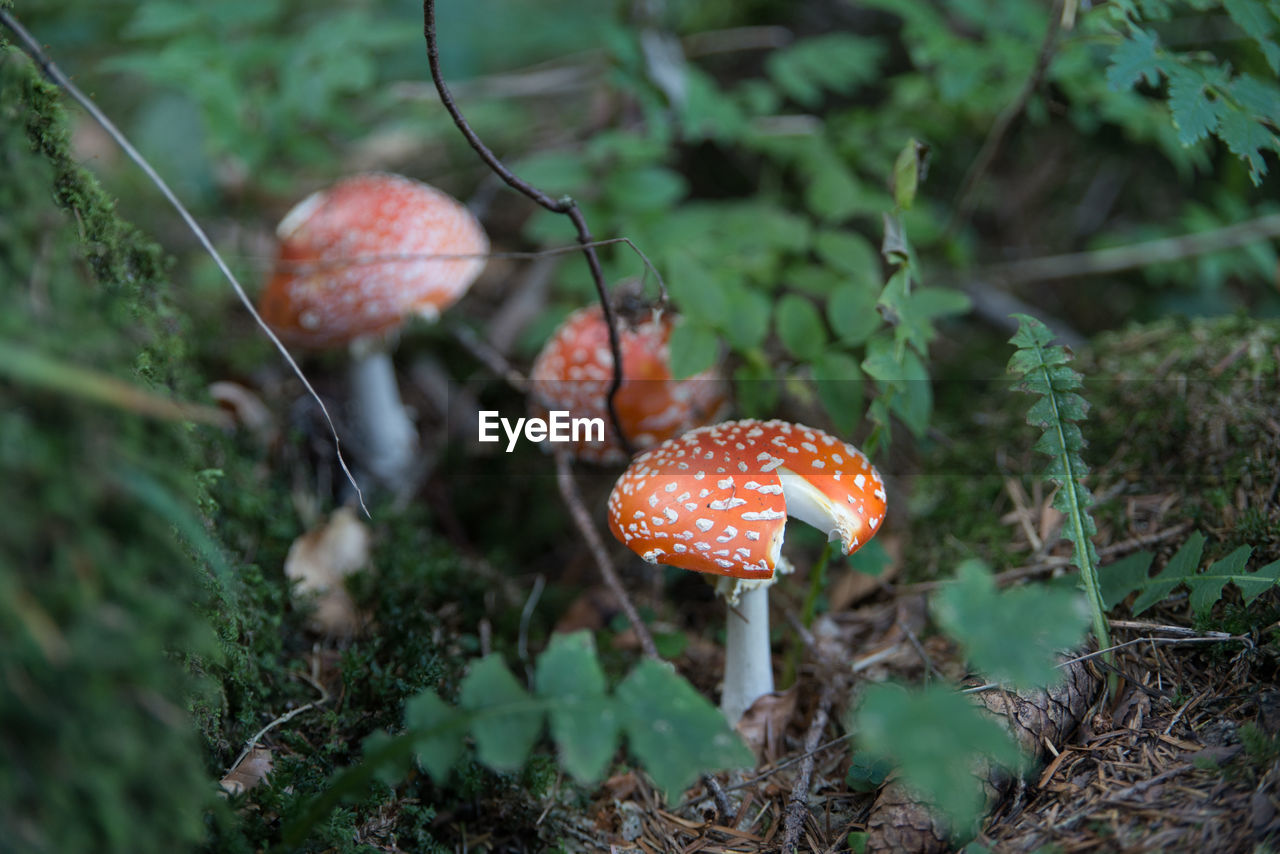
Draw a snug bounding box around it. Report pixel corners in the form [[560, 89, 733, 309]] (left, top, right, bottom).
[[349, 348, 416, 490], [721, 584, 774, 725]]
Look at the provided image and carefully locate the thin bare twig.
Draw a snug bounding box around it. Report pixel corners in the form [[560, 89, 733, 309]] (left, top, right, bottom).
[[225, 678, 330, 778], [900, 520, 1194, 594], [0, 9, 369, 516], [781, 684, 837, 853], [983, 211, 1280, 284], [961, 631, 1252, 696], [950, 0, 1065, 231], [423, 1, 633, 456], [676, 734, 853, 811], [553, 449, 659, 660]]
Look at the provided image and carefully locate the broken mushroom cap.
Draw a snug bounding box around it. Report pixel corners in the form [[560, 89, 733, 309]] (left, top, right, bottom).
[[529, 303, 727, 463], [259, 172, 489, 349], [607, 419, 886, 578]]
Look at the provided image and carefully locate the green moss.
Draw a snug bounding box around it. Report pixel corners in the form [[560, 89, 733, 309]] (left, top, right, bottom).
[[0, 43, 220, 854]]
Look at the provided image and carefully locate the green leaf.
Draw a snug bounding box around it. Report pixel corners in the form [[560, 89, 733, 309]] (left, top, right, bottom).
[[1130, 532, 1204, 615], [854, 683, 1023, 831], [1114, 534, 1280, 615], [813, 350, 864, 435], [859, 336, 932, 440], [1007, 314, 1109, 660], [765, 33, 886, 107], [735, 361, 779, 418], [512, 151, 591, 196], [932, 560, 1090, 690], [1106, 28, 1164, 91], [814, 231, 881, 286], [805, 157, 866, 223], [404, 691, 466, 783], [667, 320, 720, 380], [616, 660, 753, 797], [603, 166, 688, 213], [846, 752, 894, 792], [1167, 66, 1222, 146], [828, 282, 883, 345], [1099, 551, 1154, 609], [666, 252, 727, 324], [721, 285, 772, 352], [847, 537, 891, 577], [776, 294, 829, 362], [1218, 106, 1280, 185], [1238, 558, 1280, 604], [458, 656, 543, 772], [1230, 74, 1280, 121], [535, 632, 619, 783], [1224, 0, 1276, 39], [892, 138, 927, 210]]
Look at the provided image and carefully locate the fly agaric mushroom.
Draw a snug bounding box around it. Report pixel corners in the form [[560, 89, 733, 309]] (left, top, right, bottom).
[[529, 303, 726, 463], [607, 419, 886, 723], [259, 172, 488, 487]]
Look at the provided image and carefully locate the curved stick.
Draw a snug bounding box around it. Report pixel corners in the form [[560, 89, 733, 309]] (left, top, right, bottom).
[[422, 1, 633, 456]]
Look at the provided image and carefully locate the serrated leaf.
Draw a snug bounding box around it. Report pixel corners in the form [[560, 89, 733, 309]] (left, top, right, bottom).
[[765, 33, 885, 107], [1100, 551, 1155, 608], [1131, 532, 1205, 615], [1238, 559, 1280, 604], [1230, 74, 1280, 120], [854, 683, 1024, 830], [1187, 545, 1251, 613], [776, 294, 829, 361], [1106, 28, 1165, 91], [932, 560, 1090, 690], [404, 691, 466, 783], [535, 632, 619, 783], [1120, 535, 1280, 615], [1167, 66, 1222, 146], [1218, 106, 1279, 185], [1007, 314, 1109, 657], [616, 660, 753, 797], [667, 320, 720, 380], [1224, 0, 1276, 38], [458, 656, 543, 772]]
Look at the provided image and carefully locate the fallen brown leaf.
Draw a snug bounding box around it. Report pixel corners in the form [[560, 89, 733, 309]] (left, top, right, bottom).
[[219, 747, 273, 796]]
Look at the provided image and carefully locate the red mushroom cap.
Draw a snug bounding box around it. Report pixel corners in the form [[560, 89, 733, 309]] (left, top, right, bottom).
[[259, 173, 488, 348], [607, 419, 886, 579], [529, 304, 727, 463]]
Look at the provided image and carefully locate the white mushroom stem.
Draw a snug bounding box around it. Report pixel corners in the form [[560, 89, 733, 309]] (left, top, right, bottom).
[[720, 581, 775, 725], [348, 343, 416, 489]]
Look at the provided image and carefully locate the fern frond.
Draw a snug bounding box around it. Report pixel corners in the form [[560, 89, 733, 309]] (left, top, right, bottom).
[[1007, 314, 1111, 659]]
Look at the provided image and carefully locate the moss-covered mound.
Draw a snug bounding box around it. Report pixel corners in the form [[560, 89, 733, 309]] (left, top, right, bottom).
[[909, 314, 1280, 581], [0, 44, 222, 853]]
